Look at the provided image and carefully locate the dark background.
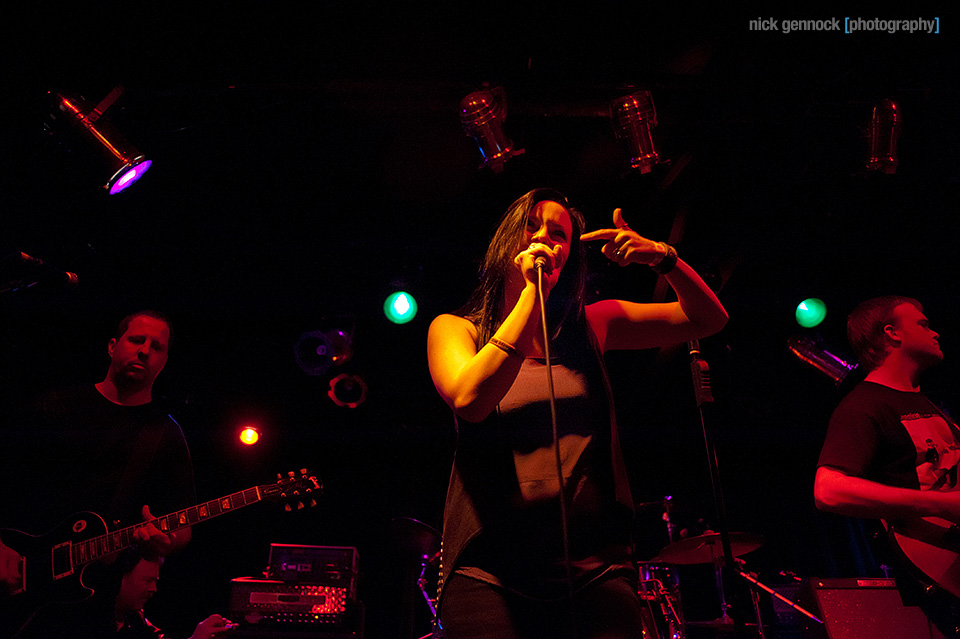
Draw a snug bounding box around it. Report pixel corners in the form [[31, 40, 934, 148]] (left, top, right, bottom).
[[1, 2, 958, 637]]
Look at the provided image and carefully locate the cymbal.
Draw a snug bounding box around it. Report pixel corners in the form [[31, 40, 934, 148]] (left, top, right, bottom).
[[658, 531, 763, 565], [389, 516, 441, 559]]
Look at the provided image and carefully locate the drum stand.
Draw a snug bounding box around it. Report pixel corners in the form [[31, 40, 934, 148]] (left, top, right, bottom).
[[416, 551, 444, 639], [737, 569, 822, 637]]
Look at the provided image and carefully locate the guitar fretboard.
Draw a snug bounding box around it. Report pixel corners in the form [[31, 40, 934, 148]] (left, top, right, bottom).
[[70, 486, 264, 566]]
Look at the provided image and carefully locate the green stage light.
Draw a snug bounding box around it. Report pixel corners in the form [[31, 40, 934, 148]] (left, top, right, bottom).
[[384, 291, 417, 324], [796, 298, 827, 328]]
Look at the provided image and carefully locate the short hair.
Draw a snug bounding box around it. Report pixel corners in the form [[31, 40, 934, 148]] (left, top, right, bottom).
[[847, 296, 922, 371], [114, 310, 174, 348]]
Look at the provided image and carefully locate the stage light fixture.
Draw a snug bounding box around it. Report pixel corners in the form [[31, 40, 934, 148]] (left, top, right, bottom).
[[328, 373, 368, 409], [294, 329, 353, 376], [48, 88, 152, 194], [239, 426, 261, 446], [384, 291, 417, 325], [795, 298, 827, 328], [787, 336, 858, 386], [610, 90, 660, 174], [460, 86, 524, 173], [866, 99, 900, 175]]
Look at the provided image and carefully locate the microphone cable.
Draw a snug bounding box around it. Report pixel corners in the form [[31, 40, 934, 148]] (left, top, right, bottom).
[[535, 262, 575, 606]]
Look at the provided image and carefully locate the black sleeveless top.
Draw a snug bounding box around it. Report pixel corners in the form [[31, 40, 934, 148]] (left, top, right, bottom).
[[439, 317, 635, 600]]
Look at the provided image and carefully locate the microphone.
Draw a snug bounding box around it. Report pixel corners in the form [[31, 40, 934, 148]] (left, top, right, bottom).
[[534, 256, 547, 271], [1, 251, 79, 293]]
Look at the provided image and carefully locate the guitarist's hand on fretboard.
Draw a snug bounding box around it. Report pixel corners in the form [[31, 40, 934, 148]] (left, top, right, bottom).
[[135, 505, 191, 557]]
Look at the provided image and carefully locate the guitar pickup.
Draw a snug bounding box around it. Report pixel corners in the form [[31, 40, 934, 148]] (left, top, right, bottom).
[[51, 541, 75, 581]]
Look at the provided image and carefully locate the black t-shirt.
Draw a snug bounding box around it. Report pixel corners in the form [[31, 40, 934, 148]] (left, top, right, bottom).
[[818, 380, 960, 620], [819, 381, 960, 492], [1, 384, 196, 537], [0, 385, 195, 639]]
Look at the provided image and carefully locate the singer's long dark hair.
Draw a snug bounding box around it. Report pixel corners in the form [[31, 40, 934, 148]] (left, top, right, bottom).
[[458, 188, 587, 348]]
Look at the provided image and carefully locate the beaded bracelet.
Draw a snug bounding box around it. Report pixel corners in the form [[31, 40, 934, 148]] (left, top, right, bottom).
[[651, 243, 678, 275], [489, 337, 524, 360]]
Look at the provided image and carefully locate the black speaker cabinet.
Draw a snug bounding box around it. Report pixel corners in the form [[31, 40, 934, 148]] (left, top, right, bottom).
[[798, 578, 947, 639]]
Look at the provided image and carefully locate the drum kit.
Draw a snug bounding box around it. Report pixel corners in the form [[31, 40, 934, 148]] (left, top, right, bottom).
[[632, 499, 821, 639], [391, 510, 819, 639], [637, 528, 764, 639]]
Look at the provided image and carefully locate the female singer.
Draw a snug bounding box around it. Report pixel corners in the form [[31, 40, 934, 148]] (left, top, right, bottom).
[[427, 188, 727, 639]]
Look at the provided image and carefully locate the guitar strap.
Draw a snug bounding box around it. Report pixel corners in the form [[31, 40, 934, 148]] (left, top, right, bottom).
[[922, 396, 960, 439]]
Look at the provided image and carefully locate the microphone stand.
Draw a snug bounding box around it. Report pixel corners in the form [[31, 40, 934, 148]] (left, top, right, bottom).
[[688, 339, 747, 638], [687, 342, 824, 637]]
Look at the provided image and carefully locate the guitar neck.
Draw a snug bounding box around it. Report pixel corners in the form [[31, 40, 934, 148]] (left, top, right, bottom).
[[72, 485, 265, 567]]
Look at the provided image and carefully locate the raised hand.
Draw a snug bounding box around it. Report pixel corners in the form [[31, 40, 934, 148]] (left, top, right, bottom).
[[580, 208, 668, 266]]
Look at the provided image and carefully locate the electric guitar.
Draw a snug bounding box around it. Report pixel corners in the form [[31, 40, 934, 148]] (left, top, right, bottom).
[[0, 470, 320, 635], [885, 516, 960, 599]]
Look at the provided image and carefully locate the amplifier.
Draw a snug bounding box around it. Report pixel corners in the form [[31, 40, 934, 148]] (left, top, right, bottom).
[[798, 578, 946, 639], [229, 577, 353, 630], [267, 545, 358, 596]]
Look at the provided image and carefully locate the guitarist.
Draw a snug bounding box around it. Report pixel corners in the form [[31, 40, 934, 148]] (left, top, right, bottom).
[[814, 296, 960, 636], [0, 311, 196, 636]]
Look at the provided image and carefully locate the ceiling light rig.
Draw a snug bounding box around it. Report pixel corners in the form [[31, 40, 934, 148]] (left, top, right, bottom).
[[866, 99, 900, 175], [610, 90, 661, 174], [460, 86, 524, 173], [46, 87, 153, 194], [295, 328, 354, 377], [787, 335, 858, 386]]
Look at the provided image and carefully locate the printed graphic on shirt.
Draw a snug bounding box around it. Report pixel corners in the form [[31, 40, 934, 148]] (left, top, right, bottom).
[[902, 412, 960, 490]]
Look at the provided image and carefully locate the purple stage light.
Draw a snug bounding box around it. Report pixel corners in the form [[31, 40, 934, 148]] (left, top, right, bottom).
[[108, 158, 152, 194]]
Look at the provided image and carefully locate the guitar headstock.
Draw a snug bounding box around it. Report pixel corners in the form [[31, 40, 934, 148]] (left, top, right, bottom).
[[262, 469, 322, 510]]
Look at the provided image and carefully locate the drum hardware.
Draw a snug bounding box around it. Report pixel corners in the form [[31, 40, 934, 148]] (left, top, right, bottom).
[[416, 549, 443, 638], [638, 562, 684, 639], [636, 495, 677, 544], [390, 517, 443, 639], [737, 569, 822, 634], [655, 531, 763, 634]]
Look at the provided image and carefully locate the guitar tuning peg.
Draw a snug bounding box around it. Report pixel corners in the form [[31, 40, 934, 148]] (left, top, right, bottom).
[[300, 468, 308, 475], [277, 473, 282, 480], [309, 499, 317, 508], [285, 504, 292, 512], [297, 502, 305, 510], [287, 471, 296, 478]]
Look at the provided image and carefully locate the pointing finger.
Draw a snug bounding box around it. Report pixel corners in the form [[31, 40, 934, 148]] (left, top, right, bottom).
[[580, 229, 619, 242]]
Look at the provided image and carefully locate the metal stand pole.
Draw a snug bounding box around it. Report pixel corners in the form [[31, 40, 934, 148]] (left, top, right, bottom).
[[688, 339, 746, 638]]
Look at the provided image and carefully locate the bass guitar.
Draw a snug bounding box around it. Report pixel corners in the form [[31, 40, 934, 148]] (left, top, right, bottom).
[[886, 516, 960, 599]]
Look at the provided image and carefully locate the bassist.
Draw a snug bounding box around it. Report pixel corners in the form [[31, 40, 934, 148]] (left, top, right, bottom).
[[815, 296, 960, 637]]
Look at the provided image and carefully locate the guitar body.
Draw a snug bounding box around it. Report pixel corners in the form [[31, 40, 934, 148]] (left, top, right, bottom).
[[0, 470, 319, 638], [1, 513, 111, 637], [887, 516, 960, 600]]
